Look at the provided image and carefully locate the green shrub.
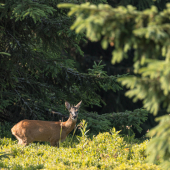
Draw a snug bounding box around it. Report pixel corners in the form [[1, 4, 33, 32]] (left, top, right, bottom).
[[80, 108, 148, 135], [0, 121, 161, 169]]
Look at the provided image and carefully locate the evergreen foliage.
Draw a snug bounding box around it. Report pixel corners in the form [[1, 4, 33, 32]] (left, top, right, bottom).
[[58, 1, 170, 169], [58, 1, 170, 115], [0, 0, 122, 123], [146, 114, 170, 169], [108, 0, 169, 10], [80, 108, 148, 134]]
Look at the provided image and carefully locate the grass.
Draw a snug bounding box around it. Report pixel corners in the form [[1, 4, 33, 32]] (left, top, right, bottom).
[[0, 120, 161, 170]]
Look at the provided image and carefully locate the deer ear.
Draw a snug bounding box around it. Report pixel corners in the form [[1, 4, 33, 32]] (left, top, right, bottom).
[[65, 101, 71, 110], [75, 100, 82, 109]]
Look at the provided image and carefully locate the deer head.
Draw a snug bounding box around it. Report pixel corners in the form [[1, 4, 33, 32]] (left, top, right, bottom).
[[65, 101, 82, 120]]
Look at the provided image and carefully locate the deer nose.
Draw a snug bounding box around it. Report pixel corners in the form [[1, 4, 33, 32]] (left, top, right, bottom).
[[73, 115, 77, 119]]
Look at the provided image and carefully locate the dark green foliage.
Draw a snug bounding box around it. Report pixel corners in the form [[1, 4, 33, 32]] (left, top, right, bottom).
[[80, 108, 148, 134], [108, 0, 170, 10], [0, 0, 121, 122], [119, 0, 166, 10], [0, 0, 148, 142], [0, 122, 13, 139]]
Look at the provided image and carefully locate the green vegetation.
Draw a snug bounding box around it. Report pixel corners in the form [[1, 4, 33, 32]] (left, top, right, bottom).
[[0, 121, 161, 170], [58, 1, 170, 169], [1, 0, 170, 169], [81, 108, 148, 134], [0, 0, 121, 123], [57, 2, 170, 115]]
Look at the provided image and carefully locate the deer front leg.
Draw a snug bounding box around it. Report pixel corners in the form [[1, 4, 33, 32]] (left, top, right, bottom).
[[50, 140, 59, 147]]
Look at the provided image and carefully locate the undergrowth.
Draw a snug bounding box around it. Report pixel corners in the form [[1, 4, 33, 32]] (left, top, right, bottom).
[[0, 120, 161, 170]]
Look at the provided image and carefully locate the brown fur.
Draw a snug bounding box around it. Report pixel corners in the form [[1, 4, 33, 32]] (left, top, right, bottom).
[[11, 101, 82, 147]]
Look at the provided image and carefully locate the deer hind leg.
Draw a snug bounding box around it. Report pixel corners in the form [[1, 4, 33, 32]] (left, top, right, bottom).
[[14, 134, 33, 146], [13, 135, 25, 145]]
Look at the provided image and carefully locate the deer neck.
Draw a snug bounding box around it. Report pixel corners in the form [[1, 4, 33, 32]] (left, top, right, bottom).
[[63, 117, 77, 134]]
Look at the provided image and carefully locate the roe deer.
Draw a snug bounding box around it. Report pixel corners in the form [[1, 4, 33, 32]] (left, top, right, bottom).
[[11, 101, 82, 147]]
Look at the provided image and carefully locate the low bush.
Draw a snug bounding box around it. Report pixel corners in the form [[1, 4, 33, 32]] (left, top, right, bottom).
[[0, 120, 161, 169]]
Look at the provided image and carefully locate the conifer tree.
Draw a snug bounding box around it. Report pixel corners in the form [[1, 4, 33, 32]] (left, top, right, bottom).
[[0, 0, 120, 123], [59, 1, 170, 168], [0, 0, 149, 136]]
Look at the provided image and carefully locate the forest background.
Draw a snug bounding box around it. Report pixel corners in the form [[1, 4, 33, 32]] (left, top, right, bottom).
[[1, 0, 170, 169], [1, 0, 164, 136]]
